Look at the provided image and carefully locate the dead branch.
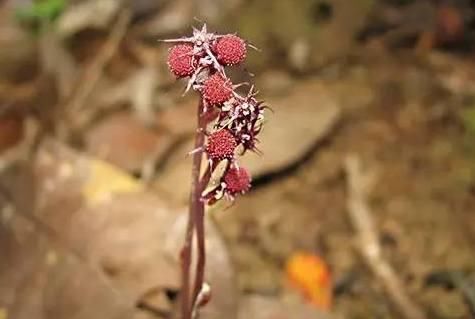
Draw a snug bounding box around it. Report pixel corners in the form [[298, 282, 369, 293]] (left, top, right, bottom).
[[344, 155, 427, 319]]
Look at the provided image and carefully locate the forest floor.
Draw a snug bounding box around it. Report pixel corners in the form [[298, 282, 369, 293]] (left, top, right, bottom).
[[216, 51, 475, 319], [2, 2, 475, 318]]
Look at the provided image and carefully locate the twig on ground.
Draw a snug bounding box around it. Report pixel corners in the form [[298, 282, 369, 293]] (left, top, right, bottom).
[[61, 10, 131, 138], [344, 155, 427, 319]]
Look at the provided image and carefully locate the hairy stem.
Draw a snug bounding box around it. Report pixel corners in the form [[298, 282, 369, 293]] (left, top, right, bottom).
[[181, 99, 205, 319]]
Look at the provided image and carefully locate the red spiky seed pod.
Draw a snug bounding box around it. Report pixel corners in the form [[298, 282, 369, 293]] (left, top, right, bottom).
[[202, 74, 233, 105], [206, 129, 237, 161], [224, 166, 251, 195], [213, 34, 247, 66], [167, 44, 195, 77]]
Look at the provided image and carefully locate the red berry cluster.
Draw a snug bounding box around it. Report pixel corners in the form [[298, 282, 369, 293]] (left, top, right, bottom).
[[165, 25, 266, 203]]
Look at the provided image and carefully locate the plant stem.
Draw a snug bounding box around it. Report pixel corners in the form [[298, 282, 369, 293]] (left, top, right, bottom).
[[192, 165, 213, 302], [181, 99, 205, 319]]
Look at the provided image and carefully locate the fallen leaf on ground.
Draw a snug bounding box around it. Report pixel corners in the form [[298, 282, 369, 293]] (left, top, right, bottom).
[[82, 158, 142, 204], [86, 112, 173, 174], [285, 252, 333, 311], [1, 141, 237, 319]]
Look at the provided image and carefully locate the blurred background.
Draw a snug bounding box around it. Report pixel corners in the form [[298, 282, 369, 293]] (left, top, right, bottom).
[[1, 0, 475, 318]]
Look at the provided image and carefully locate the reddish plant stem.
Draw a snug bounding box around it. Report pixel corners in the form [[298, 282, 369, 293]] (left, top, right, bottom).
[[192, 165, 213, 302], [181, 99, 205, 319]]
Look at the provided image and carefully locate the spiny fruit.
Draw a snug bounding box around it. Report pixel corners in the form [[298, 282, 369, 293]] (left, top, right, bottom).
[[213, 34, 247, 66], [206, 129, 237, 161], [224, 166, 251, 195], [167, 44, 195, 77], [202, 74, 233, 105]]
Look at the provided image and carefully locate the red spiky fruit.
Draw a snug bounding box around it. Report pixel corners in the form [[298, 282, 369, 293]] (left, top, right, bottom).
[[213, 34, 247, 66], [224, 166, 251, 195], [202, 74, 233, 105], [167, 44, 195, 77], [206, 129, 237, 161]]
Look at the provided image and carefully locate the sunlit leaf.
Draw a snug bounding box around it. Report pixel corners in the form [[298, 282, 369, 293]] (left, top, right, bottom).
[[82, 159, 143, 205]]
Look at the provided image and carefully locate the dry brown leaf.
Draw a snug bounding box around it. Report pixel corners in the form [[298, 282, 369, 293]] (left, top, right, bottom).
[[86, 112, 173, 173]]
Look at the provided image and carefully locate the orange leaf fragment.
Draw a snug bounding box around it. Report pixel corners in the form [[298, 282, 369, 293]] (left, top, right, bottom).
[[285, 252, 333, 311]]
